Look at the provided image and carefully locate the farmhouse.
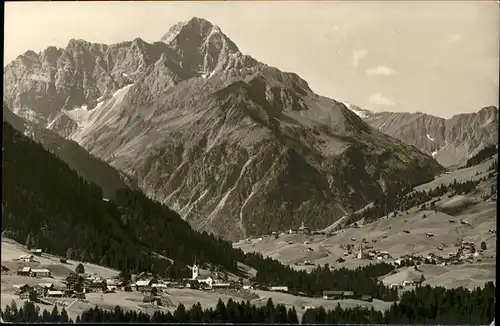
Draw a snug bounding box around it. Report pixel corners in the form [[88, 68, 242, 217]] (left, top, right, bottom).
[[298, 222, 309, 234], [322, 290, 355, 300], [135, 279, 154, 291], [13, 284, 32, 294], [19, 255, 35, 262], [143, 296, 162, 306], [30, 268, 51, 278], [17, 267, 31, 276], [35, 283, 55, 296], [31, 249, 43, 256], [212, 282, 231, 289], [47, 290, 64, 298], [270, 286, 289, 292]]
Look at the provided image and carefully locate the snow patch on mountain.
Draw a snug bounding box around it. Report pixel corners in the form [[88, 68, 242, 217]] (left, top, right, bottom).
[[427, 134, 435, 142], [63, 105, 89, 127], [342, 102, 371, 119]]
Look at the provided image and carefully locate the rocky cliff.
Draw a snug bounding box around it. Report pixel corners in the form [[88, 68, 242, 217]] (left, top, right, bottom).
[[3, 17, 443, 240], [343, 103, 498, 168]]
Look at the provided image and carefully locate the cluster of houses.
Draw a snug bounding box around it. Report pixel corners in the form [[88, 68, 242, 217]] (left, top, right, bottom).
[[13, 282, 85, 301], [322, 290, 373, 302], [391, 239, 485, 268], [17, 267, 51, 278]]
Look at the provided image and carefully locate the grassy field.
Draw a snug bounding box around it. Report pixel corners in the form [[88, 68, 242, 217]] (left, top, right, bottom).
[[234, 158, 497, 290]]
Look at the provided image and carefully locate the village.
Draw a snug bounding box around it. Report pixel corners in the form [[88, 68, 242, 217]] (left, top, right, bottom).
[[243, 221, 491, 269], [3, 222, 491, 309]]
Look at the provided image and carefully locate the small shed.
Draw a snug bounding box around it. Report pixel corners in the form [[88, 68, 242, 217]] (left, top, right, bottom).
[[323, 290, 344, 300], [143, 296, 162, 305], [31, 249, 43, 256]]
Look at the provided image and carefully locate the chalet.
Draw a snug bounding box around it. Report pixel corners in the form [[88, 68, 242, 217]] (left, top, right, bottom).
[[342, 291, 355, 298], [298, 222, 309, 234], [135, 279, 154, 291], [106, 279, 123, 287], [47, 290, 64, 298], [104, 286, 116, 293], [19, 254, 35, 262], [151, 283, 168, 290], [35, 283, 54, 296], [212, 282, 231, 289], [361, 295, 373, 302], [31, 249, 43, 256], [86, 280, 106, 292], [270, 286, 288, 292], [30, 269, 51, 278], [323, 291, 355, 300], [143, 296, 162, 306], [19, 288, 36, 300], [13, 284, 32, 294], [17, 267, 31, 276]]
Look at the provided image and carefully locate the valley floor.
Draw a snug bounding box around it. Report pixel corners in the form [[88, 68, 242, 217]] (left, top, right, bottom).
[[233, 157, 497, 291]]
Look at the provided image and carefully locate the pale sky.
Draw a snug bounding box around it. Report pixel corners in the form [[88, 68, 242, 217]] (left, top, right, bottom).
[[4, 1, 499, 118]]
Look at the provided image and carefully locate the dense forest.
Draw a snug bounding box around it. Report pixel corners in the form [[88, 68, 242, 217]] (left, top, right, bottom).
[[465, 144, 498, 168], [243, 255, 398, 300], [1, 282, 494, 324], [2, 122, 233, 277]]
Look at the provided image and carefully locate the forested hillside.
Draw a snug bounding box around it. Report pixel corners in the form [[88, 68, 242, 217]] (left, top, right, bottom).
[[2, 122, 237, 275]]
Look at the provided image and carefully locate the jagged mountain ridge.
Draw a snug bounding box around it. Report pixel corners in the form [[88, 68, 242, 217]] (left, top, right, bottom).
[[342, 103, 499, 168], [3, 17, 443, 241]]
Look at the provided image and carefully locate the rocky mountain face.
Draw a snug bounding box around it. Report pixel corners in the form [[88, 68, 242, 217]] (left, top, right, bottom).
[[3, 17, 443, 241], [343, 103, 499, 168]]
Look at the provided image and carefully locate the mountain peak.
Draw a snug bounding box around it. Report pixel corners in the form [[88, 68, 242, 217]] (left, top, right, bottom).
[[160, 17, 240, 75], [160, 17, 238, 50]]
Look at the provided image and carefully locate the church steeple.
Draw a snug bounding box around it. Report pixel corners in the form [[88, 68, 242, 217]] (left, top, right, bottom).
[[192, 261, 199, 280]]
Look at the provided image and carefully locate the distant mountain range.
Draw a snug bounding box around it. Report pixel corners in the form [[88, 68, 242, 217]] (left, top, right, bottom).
[[342, 103, 498, 168], [4, 17, 448, 240]]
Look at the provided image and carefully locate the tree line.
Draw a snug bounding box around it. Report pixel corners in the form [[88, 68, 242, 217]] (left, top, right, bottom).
[[465, 144, 497, 168], [1, 282, 494, 324]]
